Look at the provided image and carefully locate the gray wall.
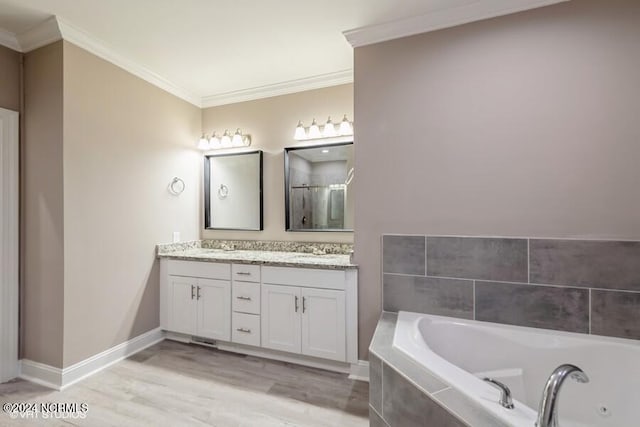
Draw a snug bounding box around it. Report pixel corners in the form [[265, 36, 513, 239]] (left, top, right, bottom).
[[0, 44, 21, 111], [354, 0, 640, 357], [22, 41, 65, 367]]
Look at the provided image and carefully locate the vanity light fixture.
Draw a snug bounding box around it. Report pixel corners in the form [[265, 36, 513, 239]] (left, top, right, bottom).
[[308, 119, 322, 139], [197, 128, 252, 151], [338, 114, 353, 136], [294, 114, 353, 141]]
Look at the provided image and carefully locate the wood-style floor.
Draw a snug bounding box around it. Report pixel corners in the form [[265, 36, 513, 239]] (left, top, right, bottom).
[[0, 340, 369, 426]]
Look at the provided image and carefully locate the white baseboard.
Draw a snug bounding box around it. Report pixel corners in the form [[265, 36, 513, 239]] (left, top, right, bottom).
[[20, 328, 165, 390], [349, 360, 370, 382], [19, 360, 61, 390]]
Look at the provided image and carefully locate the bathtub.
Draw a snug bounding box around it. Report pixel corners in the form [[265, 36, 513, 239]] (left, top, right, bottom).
[[393, 311, 640, 427]]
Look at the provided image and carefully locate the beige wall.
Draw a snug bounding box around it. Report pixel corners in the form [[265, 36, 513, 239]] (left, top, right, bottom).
[[22, 41, 65, 367], [0, 44, 21, 111], [61, 42, 201, 367], [201, 85, 354, 243], [354, 0, 640, 357]]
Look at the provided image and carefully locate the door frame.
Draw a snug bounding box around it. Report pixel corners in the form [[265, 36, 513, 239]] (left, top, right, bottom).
[[0, 107, 19, 383]]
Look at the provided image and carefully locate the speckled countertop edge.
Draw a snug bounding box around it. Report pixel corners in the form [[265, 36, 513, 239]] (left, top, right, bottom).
[[156, 239, 356, 270], [370, 313, 509, 427]]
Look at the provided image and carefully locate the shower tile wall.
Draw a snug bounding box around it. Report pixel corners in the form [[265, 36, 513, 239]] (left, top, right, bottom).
[[382, 235, 640, 340]]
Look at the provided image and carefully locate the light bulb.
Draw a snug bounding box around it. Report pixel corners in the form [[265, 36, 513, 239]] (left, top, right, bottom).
[[308, 118, 321, 139], [322, 117, 336, 138], [232, 128, 244, 146], [209, 132, 220, 149], [294, 120, 307, 140], [221, 129, 231, 147], [197, 134, 210, 150], [322, 116, 336, 137], [338, 114, 353, 136]]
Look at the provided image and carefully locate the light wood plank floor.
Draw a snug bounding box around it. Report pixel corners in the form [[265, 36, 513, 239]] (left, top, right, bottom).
[[0, 340, 369, 426]]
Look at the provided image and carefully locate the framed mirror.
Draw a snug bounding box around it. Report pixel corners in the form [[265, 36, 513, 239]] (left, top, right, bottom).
[[204, 150, 263, 230], [284, 142, 354, 232]]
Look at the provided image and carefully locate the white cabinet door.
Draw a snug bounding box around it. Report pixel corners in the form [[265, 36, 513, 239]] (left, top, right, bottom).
[[301, 288, 346, 362], [196, 279, 231, 341], [261, 284, 301, 354], [169, 276, 197, 335]]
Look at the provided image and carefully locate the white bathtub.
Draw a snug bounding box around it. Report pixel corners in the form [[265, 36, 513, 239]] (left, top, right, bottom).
[[393, 311, 640, 427]]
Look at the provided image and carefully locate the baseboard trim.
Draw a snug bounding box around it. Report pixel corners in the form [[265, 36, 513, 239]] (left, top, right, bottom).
[[19, 360, 61, 390], [349, 360, 370, 382], [20, 328, 165, 390]]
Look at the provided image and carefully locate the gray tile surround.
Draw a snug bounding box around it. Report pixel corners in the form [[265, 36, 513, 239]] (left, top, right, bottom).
[[383, 274, 473, 319], [591, 290, 640, 340], [369, 353, 382, 414], [382, 234, 640, 341], [530, 239, 640, 291], [475, 281, 589, 333], [369, 406, 388, 427], [426, 236, 528, 283], [382, 235, 425, 275], [383, 363, 466, 427]]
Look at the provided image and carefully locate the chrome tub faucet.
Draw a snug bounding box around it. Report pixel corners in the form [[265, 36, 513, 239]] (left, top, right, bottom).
[[536, 364, 589, 427]]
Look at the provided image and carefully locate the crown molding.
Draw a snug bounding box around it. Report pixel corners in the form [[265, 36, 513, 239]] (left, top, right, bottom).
[[343, 0, 570, 47], [15, 16, 62, 52], [56, 18, 202, 107], [201, 69, 354, 108], [0, 28, 20, 52]]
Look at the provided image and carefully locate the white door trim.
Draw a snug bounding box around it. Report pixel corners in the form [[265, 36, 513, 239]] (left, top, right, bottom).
[[0, 107, 19, 383]]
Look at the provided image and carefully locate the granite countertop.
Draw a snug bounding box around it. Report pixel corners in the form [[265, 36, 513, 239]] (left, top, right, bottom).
[[157, 247, 356, 270]]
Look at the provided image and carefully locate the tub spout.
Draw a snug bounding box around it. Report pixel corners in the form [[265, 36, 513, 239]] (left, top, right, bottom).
[[536, 364, 589, 427]]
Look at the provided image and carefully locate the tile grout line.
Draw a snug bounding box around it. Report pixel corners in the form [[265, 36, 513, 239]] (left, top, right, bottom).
[[472, 280, 476, 320], [424, 235, 428, 277], [588, 288, 592, 335], [527, 238, 530, 284]]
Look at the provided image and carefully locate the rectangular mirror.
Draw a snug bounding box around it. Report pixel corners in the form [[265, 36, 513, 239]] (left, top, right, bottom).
[[285, 142, 354, 232], [204, 150, 263, 230]]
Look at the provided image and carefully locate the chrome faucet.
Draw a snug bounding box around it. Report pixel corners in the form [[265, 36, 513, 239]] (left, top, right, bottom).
[[536, 364, 589, 427], [483, 377, 514, 409]]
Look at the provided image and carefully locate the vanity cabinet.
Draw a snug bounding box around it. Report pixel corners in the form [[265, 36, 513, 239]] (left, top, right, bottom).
[[261, 266, 347, 362], [160, 259, 358, 372], [163, 261, 231, 342]]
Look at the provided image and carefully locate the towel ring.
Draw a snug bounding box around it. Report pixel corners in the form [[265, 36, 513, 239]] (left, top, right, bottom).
[[168, 177, 185, 195], [218, 184, 229, 199], [345, 168, 355, 186]]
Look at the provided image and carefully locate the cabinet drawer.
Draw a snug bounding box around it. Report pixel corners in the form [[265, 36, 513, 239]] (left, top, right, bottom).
[[232, 282, 261, 314], [232, 312, 260, 347], [232, 264, 261, 283], [167, 260, 230, 280], [262, 266, 345, 290]]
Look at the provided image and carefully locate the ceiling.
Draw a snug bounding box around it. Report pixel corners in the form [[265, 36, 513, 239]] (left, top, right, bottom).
[[0, 0, 567, 107]]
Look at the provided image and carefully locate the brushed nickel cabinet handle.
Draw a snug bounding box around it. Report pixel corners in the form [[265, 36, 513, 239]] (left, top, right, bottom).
[[294, 295, 299, 312], [302, 296, 306, 313], [236, 272, 251, 276], [236, 328, 251, 333], [197, 286, 201, 300], [191, 285, 195, 299], [236, 296, 252, 301]]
